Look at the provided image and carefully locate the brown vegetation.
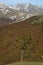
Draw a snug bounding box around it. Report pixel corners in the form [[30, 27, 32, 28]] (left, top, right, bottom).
[[0, 15, 43, 65]]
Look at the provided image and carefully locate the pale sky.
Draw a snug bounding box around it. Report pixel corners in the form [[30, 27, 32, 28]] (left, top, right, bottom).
[[0, 0, 43, 5]]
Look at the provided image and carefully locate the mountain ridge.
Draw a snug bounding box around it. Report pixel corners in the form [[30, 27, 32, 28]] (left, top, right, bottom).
[[0, 2, 43, 26]]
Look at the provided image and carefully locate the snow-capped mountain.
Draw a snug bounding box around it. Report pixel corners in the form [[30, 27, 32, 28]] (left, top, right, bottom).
[[0, 3, 43, 14], [12, 4, 43, 14], [0, 2, 43, 26], [0, 3, 33, 22]]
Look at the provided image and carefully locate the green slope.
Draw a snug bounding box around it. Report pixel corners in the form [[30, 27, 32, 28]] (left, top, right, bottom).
[[7, 62, 43, 65]]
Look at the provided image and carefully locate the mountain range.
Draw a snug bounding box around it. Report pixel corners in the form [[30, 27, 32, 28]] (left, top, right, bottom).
[[0, 3, 43, 26]]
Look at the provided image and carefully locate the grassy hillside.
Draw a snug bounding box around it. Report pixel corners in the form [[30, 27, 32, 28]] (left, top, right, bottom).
[[0, 15, 43, 65], [7, 62, 43, 65]]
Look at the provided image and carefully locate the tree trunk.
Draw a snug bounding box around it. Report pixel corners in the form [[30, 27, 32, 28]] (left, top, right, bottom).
[[20, 50, 24, 62]]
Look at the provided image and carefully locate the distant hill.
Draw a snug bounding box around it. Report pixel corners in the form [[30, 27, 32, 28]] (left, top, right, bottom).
[[0, 3, 43, 24], [0, 17, 13, 26], [0, 15, 43, 65]]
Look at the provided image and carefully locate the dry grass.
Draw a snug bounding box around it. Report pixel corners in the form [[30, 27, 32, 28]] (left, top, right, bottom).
[[0, 15, 43, 65]]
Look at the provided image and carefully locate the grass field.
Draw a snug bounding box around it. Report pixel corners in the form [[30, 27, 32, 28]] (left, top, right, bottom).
[[7, 62, 43, 65]]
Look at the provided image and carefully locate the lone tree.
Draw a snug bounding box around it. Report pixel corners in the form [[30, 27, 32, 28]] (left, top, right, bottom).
[[16, 35, 32, 62]]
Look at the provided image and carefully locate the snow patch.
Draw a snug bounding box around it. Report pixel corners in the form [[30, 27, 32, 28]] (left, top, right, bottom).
[[19, 13, 25, 16], [3, 10, 9, 14], [20, 16, 25, 20], [9, 15, 16, 20]]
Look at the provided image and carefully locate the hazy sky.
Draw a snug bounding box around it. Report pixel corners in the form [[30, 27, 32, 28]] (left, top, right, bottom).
[[0, 0, 43, 5]]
